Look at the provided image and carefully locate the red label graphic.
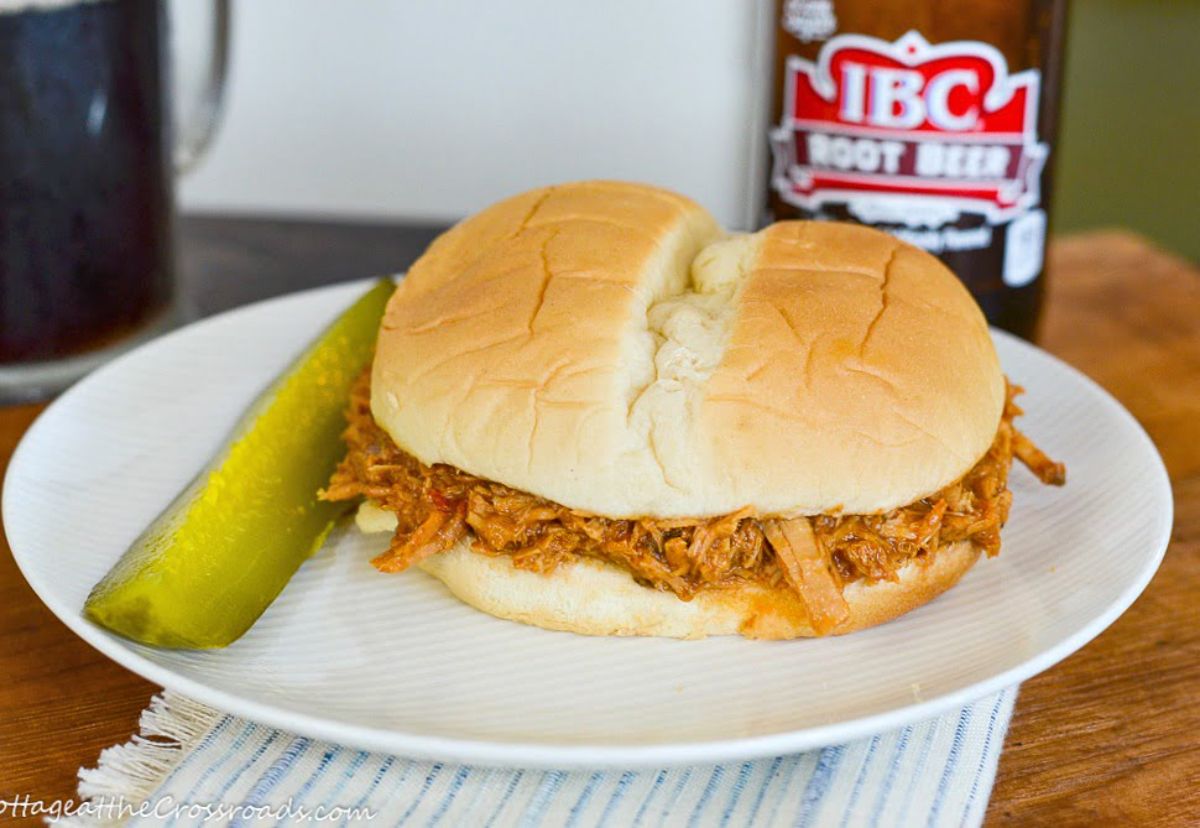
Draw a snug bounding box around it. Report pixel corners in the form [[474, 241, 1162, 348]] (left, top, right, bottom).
[[770, 31, 1047, 226]]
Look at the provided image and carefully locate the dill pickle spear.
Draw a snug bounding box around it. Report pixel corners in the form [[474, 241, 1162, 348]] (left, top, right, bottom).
[[84, 279, 395, 649]]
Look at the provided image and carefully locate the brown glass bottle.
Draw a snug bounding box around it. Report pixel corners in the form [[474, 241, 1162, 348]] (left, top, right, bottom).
[[764, 0, 1068, 340]]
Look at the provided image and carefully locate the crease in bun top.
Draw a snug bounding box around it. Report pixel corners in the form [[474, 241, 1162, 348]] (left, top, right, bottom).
[[322, 180, 1065, 639]]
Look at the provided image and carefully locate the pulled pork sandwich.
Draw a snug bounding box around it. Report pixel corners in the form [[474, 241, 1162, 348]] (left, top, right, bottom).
[[323, 181, 1065, 639]]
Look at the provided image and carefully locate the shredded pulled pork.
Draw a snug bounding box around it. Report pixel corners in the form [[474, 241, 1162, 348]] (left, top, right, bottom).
[[322, 372, 1064, 630], [761, 517, 849, 634]]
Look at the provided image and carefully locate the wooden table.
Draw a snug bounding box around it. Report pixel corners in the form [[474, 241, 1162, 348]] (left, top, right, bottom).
[[1, 221, 1196, 825]]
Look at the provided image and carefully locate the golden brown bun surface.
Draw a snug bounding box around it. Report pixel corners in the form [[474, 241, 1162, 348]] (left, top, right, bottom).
[[373, 180, 1004, 517], [356, 503, 979, 639]]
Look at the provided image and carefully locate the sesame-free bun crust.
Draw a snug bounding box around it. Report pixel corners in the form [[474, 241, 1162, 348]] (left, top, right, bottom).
[[356, 503, 980, 639], [419, 539, 981, 639], [373, 180, 1004, 518]]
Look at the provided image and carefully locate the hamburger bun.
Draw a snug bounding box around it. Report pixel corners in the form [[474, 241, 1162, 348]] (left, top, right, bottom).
[[372, 180, 1004, 519], [357, 180, 1008, 639], [356, 503, 981, 639]]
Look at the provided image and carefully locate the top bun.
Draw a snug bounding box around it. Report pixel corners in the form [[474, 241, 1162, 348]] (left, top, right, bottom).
[[373, 181, 1004, 518]]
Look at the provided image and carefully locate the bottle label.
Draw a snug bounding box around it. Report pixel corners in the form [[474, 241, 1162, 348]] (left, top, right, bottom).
[[770, 31, 1047, 233], [782, 0, 837, 43]]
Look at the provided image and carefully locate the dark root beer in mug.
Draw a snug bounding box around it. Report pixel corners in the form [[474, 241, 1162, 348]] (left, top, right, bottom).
[[764, 0, 1069, 340], [0, 0, 173, 364]]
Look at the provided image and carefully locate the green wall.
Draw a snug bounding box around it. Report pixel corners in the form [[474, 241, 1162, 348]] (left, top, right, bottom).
[[1053, 0, 1200, 260]]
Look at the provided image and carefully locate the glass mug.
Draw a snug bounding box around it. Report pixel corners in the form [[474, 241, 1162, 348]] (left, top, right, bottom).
[[0, 0, 228, 402]]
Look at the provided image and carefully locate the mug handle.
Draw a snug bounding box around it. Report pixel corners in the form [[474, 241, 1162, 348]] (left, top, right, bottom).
[[171, 0, 230, 173]]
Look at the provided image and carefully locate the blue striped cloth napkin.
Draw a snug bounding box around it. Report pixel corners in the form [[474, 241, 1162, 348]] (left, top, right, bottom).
[[66, 687, 1015, 827]]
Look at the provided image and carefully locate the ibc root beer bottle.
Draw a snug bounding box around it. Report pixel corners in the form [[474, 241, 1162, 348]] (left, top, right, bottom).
[[764, 0, 1069, 339]]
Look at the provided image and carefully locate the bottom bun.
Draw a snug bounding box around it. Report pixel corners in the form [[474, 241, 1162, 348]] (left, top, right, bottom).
[[355, 502, 981, 639]]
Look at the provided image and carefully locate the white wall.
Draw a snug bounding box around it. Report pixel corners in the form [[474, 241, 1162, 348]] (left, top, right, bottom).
[[178, 1, 768, 229]]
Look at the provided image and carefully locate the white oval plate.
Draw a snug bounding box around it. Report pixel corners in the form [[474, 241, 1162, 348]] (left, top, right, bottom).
[[4, 280, 1172, 769]]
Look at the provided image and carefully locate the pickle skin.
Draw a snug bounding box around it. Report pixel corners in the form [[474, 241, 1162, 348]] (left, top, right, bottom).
[[84, 279, 395, 649]]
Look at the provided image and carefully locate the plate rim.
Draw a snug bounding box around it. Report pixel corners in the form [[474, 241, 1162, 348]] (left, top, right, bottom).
[[3, 282, 1174, 769]]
